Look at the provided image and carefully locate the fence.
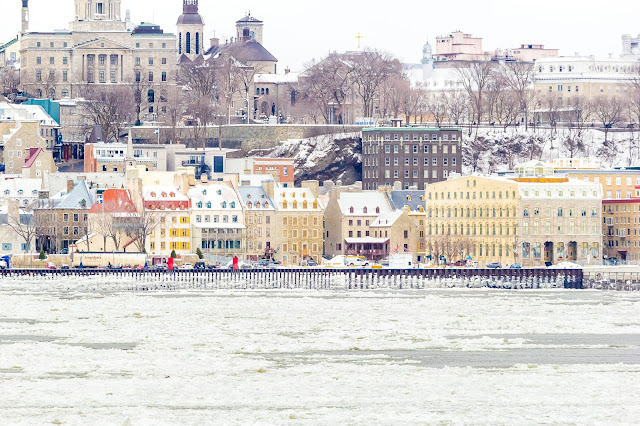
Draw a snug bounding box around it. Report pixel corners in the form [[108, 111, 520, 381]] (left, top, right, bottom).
[[0, 268, 585, 292], [583, 271, 640, 291]]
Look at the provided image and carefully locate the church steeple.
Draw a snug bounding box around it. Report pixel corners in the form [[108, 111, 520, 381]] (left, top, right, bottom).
[[177, 0, 204, 59]]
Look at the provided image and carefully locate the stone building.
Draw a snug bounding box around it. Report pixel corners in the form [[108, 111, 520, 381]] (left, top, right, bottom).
[[361, 126, 463, 190], [237, 185, 276, 261], [34, 179, 95, 253], [267, 181, 323, 266], [0, 121, 50, 175], [533, 56, 639, 106], [18, 0, 177, 118], [22, 148, 56, 179], [323, 191, 393, 261], [425, 162, 603, 267]]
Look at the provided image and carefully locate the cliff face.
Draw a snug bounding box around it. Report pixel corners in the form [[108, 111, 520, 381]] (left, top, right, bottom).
[[247, 132, 362, 185]]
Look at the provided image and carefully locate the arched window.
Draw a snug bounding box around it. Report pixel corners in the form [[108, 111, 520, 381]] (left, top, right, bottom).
[[197, 201, 203, 208], [247, 202, 252, 209], [61, 89, 69, 98], [195, 32, 200, 55], [147, 89, 155, 103], [261, 88, 265, 95], [255, 202, 260, 208], [256, 88, 260, 95], [303, 201, 308, 209], [266, 88, 270, 95], [186, 32, 191, 54], [203, 190, 207, 195], [312, 201, 318, 209], [363, 207, 368, 214], [282, 201, 288, 209], [230, 202, 236, 209]]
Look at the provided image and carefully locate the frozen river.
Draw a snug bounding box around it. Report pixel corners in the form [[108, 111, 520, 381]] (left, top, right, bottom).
[[1, 278, 639, 424]]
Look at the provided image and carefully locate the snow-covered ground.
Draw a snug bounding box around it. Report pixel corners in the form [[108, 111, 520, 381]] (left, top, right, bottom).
[[1, 281, 639, 424]]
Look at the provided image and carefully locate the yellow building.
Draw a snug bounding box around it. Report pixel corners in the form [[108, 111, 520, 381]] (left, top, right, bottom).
[[267, 181, 323, 266], [426, 162, 603, 267]]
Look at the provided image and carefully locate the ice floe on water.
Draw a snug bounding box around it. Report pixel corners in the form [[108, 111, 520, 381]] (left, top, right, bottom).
[[0, 279, 639, 424]]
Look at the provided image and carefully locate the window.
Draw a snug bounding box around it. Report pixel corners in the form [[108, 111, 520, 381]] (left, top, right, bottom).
[[149, 72, 154, 82], [149, 57, 154, 66], [162, 72, 167, 82]]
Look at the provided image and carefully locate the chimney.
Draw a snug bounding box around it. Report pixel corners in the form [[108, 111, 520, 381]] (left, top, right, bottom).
[[393, 181, 402, 191], [285, 67, 291, 75], [210, 38, 219, 48], [301, 180, 319, 199], [262, 180, 275, 199], [66, 180, 75, 194]]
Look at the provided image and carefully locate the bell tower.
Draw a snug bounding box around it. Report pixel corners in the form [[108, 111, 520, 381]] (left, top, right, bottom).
[[177, 0, 205, 59], [21, 0, 29, 34]]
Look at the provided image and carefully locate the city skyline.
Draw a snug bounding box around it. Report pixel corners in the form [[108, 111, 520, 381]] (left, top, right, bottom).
[[0, 0, 637, 71]]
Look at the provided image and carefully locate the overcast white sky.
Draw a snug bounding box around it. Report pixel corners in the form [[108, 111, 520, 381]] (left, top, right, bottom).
[[1, 0, 638, 71]]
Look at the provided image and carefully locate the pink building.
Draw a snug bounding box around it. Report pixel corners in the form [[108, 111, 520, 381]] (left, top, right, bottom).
[[435, 31, 489, 62], [496, 44, 559, 63]]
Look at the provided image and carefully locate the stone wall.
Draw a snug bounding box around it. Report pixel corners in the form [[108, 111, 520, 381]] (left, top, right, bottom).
[[131, 125, 364, 155]]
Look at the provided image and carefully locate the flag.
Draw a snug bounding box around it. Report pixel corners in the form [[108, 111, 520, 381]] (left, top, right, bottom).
[[153, 129, 159, 135]]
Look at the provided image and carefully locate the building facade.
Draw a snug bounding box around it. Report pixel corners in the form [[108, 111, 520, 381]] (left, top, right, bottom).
[[425, 163, 602, 267], [237, 185, 276, 261], [361, 127, 463, 190], [19, 0, 177, 117]]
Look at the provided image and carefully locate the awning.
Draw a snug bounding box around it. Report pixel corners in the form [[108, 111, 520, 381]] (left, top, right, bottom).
[[344, 238, 389, 244]]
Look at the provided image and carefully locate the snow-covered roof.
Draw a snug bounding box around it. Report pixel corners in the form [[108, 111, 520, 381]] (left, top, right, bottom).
[[518, 179, 602, 198], [345, 237, 389, 244], [0, 103, 59, 126], [237, 186, 275, 210], [254, 73, 299, 84], [55, 181, 95, 210], [370, 211, 403, 227], [272, 186, 321, 211], [337, 192, 391, 216], [0, 178, 42, 198], [189, 184, 242, 211], [143, 185, 188, 202]]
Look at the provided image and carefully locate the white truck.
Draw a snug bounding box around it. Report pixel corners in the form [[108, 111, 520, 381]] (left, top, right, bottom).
[[389, 253, 414, 269], [344, 256, 369, 267]]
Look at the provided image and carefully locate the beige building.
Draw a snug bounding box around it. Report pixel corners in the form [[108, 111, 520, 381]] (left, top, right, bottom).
[[19, 0, 177, 119], [0, 121, 49, 175], [22, 148, 56, 179], [142, 185, 191, 255], [324, 191, 393, 261], [426, 162, 603, 267], [267, 181, 323, 266], [238, 185, 276, 261]]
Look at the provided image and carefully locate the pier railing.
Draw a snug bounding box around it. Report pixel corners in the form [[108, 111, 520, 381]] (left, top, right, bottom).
[[0, 268, 585, 291]]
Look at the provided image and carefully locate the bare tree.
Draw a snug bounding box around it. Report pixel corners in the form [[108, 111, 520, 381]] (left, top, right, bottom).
[[443, 90, 468, 126], [131, 209, 165, 254], [4, 205, 37, 253], [0, 68, 20, 96], [426, 92, 447, 127], [592, 95, 625, 143], [456, 61, 496, 137], [502, 62, 535, 129], [347, 49, 403, 119], [77, 84, 135, 142]]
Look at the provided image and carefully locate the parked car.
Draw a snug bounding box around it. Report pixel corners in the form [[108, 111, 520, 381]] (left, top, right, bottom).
[[179, 263, 194, 270], [194, 261, 206, 270], [206, 264, 219, 270], [509, 264, 522, 269], [255, 259, 278, 268], [123, 264, 133, 270], [604, 258, 619, 266], [306, 259, 318, 267], [60, 248, 69, 255], [486, 262, 502, 269], [45, 262, 57, 270], [60, 264, 70, 270]]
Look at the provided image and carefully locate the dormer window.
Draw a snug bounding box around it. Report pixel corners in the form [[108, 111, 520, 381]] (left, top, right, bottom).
[[264, 202, 269, 208], [207, 202, 212, 209], [363, 207, 368, 214], [293, 201, 298, 209], [349, 207, 354, 214], [247, 202, 253, 208], [203, 190, 207, 195], [256, 202, 261, 208], [376, 207, 380, 214], [197, 201, 203, 208], [222, 202, 227, 208], [312, 201, 318, 209], [230, 202, 236, 209], [217, 190, 222, 195], [4, 190, 10, 195], [18, 190, 23, 195], [161, 192, 167, 197], [303, 201, 308, 209], [282, 201, 288, 209], [150, 192, 156, 197], [170, 192, 175, 198]]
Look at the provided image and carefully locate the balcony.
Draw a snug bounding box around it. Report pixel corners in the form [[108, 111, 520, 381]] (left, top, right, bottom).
[[182, 159, 205, 166]]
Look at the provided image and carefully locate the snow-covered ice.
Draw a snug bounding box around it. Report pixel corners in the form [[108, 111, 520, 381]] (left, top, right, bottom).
[[1, 279, 639, 424]]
